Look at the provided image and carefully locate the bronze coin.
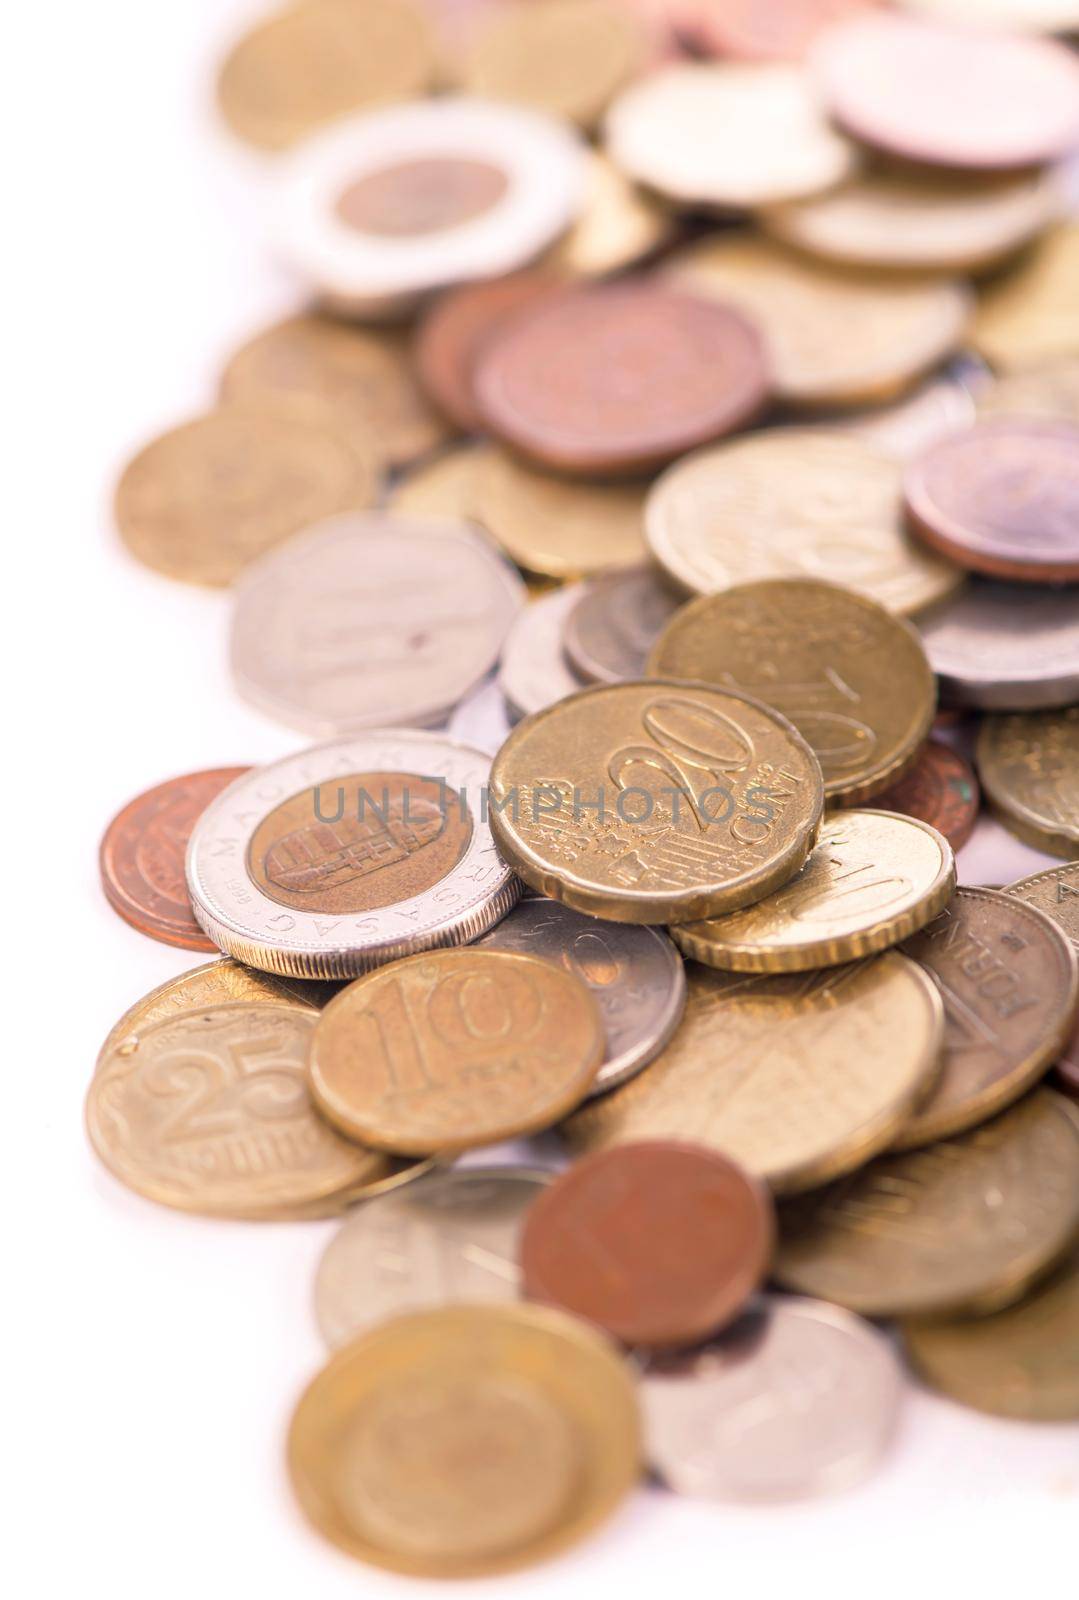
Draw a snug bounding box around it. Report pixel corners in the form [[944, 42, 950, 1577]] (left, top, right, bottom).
[[100, 768, 249, 950], [872, 739, 979, 853], [519, 1140, 774, 1348], [473, 281, 770, 477], [1055, 1014, 1079, 1101]]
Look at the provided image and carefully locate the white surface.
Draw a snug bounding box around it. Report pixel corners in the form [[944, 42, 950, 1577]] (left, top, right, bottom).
[[8, 5, 1077, 1598]]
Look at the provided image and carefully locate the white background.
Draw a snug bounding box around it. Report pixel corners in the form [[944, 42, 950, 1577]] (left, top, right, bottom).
[[8, 3, 1078, 1596]]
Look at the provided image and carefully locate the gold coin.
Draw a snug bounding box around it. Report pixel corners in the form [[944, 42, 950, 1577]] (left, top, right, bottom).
[[672, 810, 956, 973], [216, 0, 437, 151], [475, 447, 649, 578], [976, 357, 1079, 425], [287, 1303, 640, 1577], [647, 578, 936, 804], [563, 953, 944, 1195], [977, 707, 1079, 858], [308, 949, 605, 1154], [1006, 861, 1079, 952], [972, 223, 1079, 371], [488, 679, 824, 923], [644, 429, 964, 616], [775, 1090, 1079, 1317], [543, 153, 674, 281], [388, 443, 487, 521]]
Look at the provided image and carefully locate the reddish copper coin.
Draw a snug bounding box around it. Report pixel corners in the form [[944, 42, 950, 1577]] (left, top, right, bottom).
[[100, 768, 250, 950], [1056, 1013, 1079, 1100], [520, 1140, 774, 1348], [904, 419, 1079, 585], [678, 0, 875, 62], [873, 739, 980, 853], [473, 281, 770, 477]]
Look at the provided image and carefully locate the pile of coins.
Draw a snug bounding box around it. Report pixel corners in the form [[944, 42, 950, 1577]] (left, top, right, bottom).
[[95, 0, 1079, 1579]]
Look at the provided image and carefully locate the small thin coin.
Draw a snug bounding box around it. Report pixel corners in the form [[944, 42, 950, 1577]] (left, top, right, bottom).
[[543, 151, 674, 281], [414, 273, 559, 433], [387, 443, 485, 520], [675, 0, 874, 61], [520, 1141, 775, 1348], [287, 1304, 640, 1578], [972, 225, 1079, 371], [977, 708, 1079, 858], [563, 566, 682, 683], [917, 578, 1079, 712], [308, 949, 605, 1154], [475, 449, 649, 578], [977, 359, 1079, 427], [872, 740, 979, 853], [1006, 862, 1079, 953]]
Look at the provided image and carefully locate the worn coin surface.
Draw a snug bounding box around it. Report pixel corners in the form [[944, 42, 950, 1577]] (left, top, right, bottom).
[[563, 955, 944, 1194], [977, 358, 1079, 427], [543, 151, 673, 280], [873, 740, 979, 853], [414, 273, 558, 433], [498, 585, 590, 722], [972, 224, 1079, 371], [977, 708, 1079, 858], [918, 579, 1079, 712], [1006, 862, 1079, 953], [475, 449, 649, 577], [563, 566, 682, 684]]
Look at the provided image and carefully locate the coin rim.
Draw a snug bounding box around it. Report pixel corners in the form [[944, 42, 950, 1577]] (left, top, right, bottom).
[[977, 712, 1079, 858]]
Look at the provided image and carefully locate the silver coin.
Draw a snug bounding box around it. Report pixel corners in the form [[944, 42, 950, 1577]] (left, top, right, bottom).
[[641, 1296, 902, 1502], [497, 583, 589, 721], [818, 366, 980, 461], [562, 565, 682, 684], [475, 896, 686, 1093], [917, 578, 1079, 711], [448, 675, 512, 756], [230, 512, 524, 736], [314, 1166, 551, 1348], [185, 731, 519, 979]]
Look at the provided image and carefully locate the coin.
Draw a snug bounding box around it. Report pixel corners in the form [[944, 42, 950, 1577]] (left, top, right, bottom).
[[287, 1303, 640, 1577], [972, 224, 1079, 371], [387, 443, 486, 520], [230, 513, 523, 736], [543, 151, 674, 281], [871, 739, 979, 852], [520, 1141, 774, 1347], [977, 707, 1079, 858], [642, 1297, 902, 1501], [647, 579, 936, 805], [488, 679, 824, 923], [899, 0, 1079, 25], [308, 949, 605, 1153], [498, 585, 590, 720], [826, 364, 979, 462], [216, 0, 437, 150], [563, 955, 944, 1194], [476, 896, 686, 1093], [100, 768, 249, 950], [646, 431, 963, 617], [450, 676, 514, 755], [977, 358, 1079, 426], [675, 0, 875, 60], [1054, 1016, 1079, 1099], [775, 1090, 1079, 1317], [563, 566, 682, 684], [114, 408, 377, 587], [186, 732, 518, 978], [475, 449, 650, 577], [917, 578, 1079, 712], [414, 273, 558, 433], [1006, 862, 1079, 952]]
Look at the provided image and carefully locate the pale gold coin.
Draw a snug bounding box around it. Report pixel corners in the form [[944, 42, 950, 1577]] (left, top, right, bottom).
[[1007, 862, 1079, 952], [976, 358, 1079, 426], [475, 447, 649, 578], [664, 233, 971, 407], [287, 1303, 640, 1577], [645, 430, 964, 616], [647, 579, 936, 804], [543, 153, 674, 281], [387, 443, 487, 520], [563, 954, 944, 1194], [672, 810, 956, 973], [977, 708, 1079, 858], [776, 1090, 1079, 1317], [972, 224, 1079, 371]]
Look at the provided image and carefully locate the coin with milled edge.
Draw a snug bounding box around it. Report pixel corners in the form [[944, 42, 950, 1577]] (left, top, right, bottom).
[[1006, 862, 1079, 953], [977, 359, 1079, 427], [476, 449, 650, 577], [543, 151, 674, 280], [873, 741, 979, 853], [564, 567, 682, 684], [972, 225, 1079, 371], [415, 274, 558, 434], [499, 585, 590, 722], [977, 708, 1079, 858], [918, 579, 1079, 712]]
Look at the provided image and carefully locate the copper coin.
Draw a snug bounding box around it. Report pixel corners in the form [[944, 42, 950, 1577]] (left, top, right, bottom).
[[678, 0, 875, 62], [473, 281, 769, 477], [904, 419, 1079, 584], [872, 739, 979, 852], [100, 768, 249, 950], [520, 1141, 774, 1348], [1055, 1014, 1079, 1100]]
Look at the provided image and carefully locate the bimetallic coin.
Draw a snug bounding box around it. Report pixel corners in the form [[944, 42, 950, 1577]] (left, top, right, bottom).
[[918, 579, 1079, 712], [543, 151, 674, 281], [977, 359, 1079, 427], [414, 274, 558, 434], [973, 226, 1079, 372], [475, 449, 649, 578], [498, 584, 590, 722], [873, 740, 979, 853], [1006, 862, 1079, 953], [563, 566, 682, 684], [977, 708, 1079, 858]]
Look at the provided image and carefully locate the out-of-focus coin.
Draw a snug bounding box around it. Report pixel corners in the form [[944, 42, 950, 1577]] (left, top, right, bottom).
[[563, 566, 682, 684], [812, 14, 1079, 170], [114, 409, 377, 586], [642, 1297, 902, 1501], [488, 679, 824, 923], [475, 449, 649, 577], [186, 732, 518, 978], [414, 273, 559, 433], [387, 443, 486, 519], [498, 585, 589, 720], [476, 896, 685, 1093], [917, 578, 1079, 711], [775, 1090, 1079, 1316], [216, 0, 437, 151], [308, 949, 604, 1153], [648, 579, 935, 804], [972, 225, 1079, 371], [605, 63, 854, 208], [474, 282, 769, 476], [675, 0, 875, 61], [645, 431, 963, 616], [898, 0, 1079, 36], [564, 954, 944, 1193], [287, 1303, 640, 1578], [230, 513, 523, 736], [1054, 1016, 1079, 1099], [521, 1141, 774, 1347], [977, 707, 1079, 858], [100, 768, 249, 950], [450, 676, 513, 755], [822, 368, 978, 461], [543, 151, 674, 280], [1006, 861, 1079, 952], [977, 358, 1079, 426], [872, 740, 979, 852]]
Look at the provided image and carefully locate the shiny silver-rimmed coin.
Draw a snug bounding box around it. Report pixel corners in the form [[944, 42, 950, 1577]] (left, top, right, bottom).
[[916, 578, 1079, 712], [185, 732, 519, 979], [641, 1297, 902, 1502], [562, 566, 683, 684], [476, 896, 685, 1093], [498, 584, 590, 722], [314, 1166, 552, 1348], [230, 513, 524, 737]]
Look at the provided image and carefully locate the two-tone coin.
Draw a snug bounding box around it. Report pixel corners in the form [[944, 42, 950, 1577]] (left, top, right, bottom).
[[498, 585, 590, 721], [563, 566, 682, 683], [977, 707, 1079, 857], [917, 579, 1079, 711]]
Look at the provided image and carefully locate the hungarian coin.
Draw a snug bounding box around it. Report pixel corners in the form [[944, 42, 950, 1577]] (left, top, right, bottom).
[[476, 896, 686, 1093], [308, 949, 604, 1153], [646, 432, 962, 617], [872, 739, 980, 853], [977, 358, 1079, 427], [642, 1297, 902, 1501], [185, 731, 518, 978], [488, 679, 824, 924], [387, 443, 486, 520], [647, 579, 936, 805], [498, 585, 590, 721], [775, 1090, 1079, 1317], [917, 578, 1079, 712], [520, 1141, 775, 1347], [563, 566, 682, 684], [475, 449, 649, 577], [972, 225, 1079, 371], [543, 151, 674, 281], [1006, 861, 1079, 952], [672, 811, 955, 973], [675, 0, 875, 61], [287, 1304, 640, 1578], [230, 513, 524, 736], [977, 708, 1079, 858], [100, 768, 249, 950], [414, 273, 558, 433], [114, 408, 377, 586], [563, 955, 944, 1194]]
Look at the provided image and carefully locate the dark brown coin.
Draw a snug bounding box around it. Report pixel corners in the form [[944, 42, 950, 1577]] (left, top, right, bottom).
[[905, 419, 1079, 584], [101, 768, 250, 950], [562, 565, 682, 683], [519, 1140, 774, 1348], [473, 281, 770, 477], [1055, 1014, 1079, 1100], [873, 739, 979, 853]]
